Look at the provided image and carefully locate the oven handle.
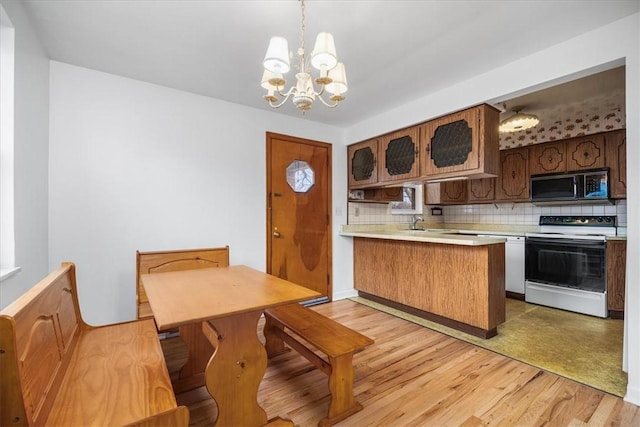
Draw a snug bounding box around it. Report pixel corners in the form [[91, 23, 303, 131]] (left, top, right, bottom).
[[525, 236, 606, 248]]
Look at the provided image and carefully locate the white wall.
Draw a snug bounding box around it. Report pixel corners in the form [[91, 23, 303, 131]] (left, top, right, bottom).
[[345, 14, 640, 405], [0, 0, 50, 308], [48, 62, 346, 325]]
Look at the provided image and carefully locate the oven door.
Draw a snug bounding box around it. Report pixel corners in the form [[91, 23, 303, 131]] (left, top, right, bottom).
[[525, 236, 606, 293]]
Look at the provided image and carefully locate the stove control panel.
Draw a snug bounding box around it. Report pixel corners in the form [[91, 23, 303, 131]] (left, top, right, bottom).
[[539, 215, 616, 226]]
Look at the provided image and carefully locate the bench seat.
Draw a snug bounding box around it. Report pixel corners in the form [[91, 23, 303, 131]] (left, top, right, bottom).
[[0, 263, 188, 426], [263, 303, 374, 427]]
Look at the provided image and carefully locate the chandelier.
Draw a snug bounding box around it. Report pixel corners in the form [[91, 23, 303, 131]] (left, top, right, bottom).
[[499, 106, 540, 133], [261, 0, 347, 111]]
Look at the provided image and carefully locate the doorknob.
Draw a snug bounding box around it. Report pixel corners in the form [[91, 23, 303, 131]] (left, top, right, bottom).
[[273, 227, 281, 238]]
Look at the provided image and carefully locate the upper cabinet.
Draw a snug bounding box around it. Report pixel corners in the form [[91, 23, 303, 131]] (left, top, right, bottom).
[[468, 178, 496, 203], [606, 130, 627, 198], [348, 138, 378, 188], [420, 104, 500, 180], [379, 127, 420, 183], [529, 141, 566, 176], [495, 147, 529, 201], [566, 134, 605, 171]]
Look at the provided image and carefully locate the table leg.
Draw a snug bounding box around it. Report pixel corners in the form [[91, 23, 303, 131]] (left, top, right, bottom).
[[173, 323, 214, 393], [205, 310, 268, 427]]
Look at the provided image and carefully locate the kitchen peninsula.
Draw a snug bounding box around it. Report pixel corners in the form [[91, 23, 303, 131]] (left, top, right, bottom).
[[340, 226, 506, 338]]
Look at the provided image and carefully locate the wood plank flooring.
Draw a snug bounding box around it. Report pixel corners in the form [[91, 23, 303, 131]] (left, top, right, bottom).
[[164, 300, 640, 426]]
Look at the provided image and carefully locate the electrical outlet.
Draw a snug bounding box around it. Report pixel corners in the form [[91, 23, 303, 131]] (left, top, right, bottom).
[[354, 207, 360, 217]]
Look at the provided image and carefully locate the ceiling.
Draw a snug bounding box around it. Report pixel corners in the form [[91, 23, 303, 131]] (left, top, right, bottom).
[[20, 0, 639, 127]]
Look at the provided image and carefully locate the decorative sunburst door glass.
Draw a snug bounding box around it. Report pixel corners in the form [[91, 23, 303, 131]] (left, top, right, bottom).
[[286, 160, 315, 193]]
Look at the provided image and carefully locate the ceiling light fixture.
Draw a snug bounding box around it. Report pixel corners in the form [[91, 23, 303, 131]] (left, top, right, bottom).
[[499, 106, 540, 133], [261, 0, 347, 112]]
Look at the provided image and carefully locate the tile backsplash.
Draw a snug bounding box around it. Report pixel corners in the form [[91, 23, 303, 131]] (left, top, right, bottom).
[[348, 200, 627, 227]]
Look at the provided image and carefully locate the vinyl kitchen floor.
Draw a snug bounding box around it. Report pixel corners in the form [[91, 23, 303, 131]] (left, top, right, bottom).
[[351, 296, 626, 397]]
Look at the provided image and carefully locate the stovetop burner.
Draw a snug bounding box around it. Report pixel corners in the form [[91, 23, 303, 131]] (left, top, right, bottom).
[[538, 215, 616, 226], [532, 215, 617, 238]]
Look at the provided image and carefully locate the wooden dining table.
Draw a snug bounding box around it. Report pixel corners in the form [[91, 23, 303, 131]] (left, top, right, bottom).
[[142, 265, 321, 426]]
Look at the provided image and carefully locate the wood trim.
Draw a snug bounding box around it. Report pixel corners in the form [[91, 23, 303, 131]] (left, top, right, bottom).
[[358, 292, 498, 339]]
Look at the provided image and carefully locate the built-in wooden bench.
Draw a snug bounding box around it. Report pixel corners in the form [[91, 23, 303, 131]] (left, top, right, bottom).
[[0, 262, 189, 426], [263, 303, 374, 427]]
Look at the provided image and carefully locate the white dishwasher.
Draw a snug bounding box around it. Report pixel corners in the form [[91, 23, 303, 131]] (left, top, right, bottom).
[[478, 235, 525, 295]]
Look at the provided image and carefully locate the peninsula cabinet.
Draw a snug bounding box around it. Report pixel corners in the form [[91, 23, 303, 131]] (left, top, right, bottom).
[[607, 240, 626, 318], [420, 104, 500, 180], [378, 127, 420, 183], [353, 237, 505, 338], [348, 138, 378, 188], [495, 147, 529, 201], [529, 140, 566, 176], [606, 130, 627, 198], [566, 134, 606, 171]]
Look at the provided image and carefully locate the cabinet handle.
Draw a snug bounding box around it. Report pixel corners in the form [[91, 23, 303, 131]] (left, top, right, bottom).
[[548, 156, 553, 163], [273, 227, 281, 238], [583, 151, 589, 158], [426, 145, 430, 154], [512, 171, 516, 179]]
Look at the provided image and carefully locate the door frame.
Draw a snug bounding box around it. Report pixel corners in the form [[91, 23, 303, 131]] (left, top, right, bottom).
[[266, 132, 333, 299]]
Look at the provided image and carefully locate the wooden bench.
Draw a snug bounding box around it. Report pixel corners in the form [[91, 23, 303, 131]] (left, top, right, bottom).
[[136, 246, 229, 392], [136, 246, 230, 321], [263, 303, 374, 427], [0, 262, 189, 426]]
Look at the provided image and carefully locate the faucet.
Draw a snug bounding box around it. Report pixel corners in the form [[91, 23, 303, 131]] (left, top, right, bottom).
[[410, 215, 424, 230]]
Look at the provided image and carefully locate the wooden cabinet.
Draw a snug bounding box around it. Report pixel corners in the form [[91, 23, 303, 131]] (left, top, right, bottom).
[[424, 181, 468, 205], [468, 178, 496, 203], [348, 139, 378, 188], [566, 134, 605, 171], [529, 141, 566, 176], [379, 127, 420, 183], [353, 237, 505, 338], [420, 104, 500, 180], [607, 240, 626, 318], [606, 130, 627, 198], [495, 147, 529, 201], [441, 181, 468, 204]]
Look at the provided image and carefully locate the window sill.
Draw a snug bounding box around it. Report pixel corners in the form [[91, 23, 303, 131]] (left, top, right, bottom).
[[0, 266, 22, 282]]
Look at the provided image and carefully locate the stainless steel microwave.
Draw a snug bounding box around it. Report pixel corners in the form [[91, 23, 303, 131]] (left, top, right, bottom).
[[530, 170, 610, 205]]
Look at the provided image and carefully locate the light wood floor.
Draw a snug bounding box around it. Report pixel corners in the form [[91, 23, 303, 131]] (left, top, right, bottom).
[[165, 299, 640, 426]]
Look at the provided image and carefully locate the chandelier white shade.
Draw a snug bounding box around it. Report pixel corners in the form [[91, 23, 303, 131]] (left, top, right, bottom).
[[499, 109, 540, 133], [261, 0, 347, 111]]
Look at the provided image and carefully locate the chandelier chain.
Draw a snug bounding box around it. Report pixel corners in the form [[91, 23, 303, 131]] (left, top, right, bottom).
[[299, 0, 306, 70]]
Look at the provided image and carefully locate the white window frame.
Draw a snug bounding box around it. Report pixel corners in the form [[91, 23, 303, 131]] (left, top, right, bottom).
[[0, 5, 20, 282]]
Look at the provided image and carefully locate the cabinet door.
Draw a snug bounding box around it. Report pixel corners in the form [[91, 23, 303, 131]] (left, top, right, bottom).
[[421, 107, 479, 176], [379, 127, 420, 183], [468, 178, 495, 203], [529, 141, 566, 176], [348, 139, 378, 188], [441, 181, 468, 204], [566, 135, 605, 171], [607, 240, 626, 315], [606, 130, 626, 199], [496, 148, 529, 201]]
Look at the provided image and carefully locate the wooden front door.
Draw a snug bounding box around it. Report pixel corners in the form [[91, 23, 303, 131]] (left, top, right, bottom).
[[266, 132, 332, 301]]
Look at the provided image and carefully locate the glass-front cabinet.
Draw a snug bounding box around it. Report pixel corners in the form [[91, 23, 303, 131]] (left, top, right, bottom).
[[378, 127, 420, 183], [348, 138, 378, 188], [420, 104, 500, 180]]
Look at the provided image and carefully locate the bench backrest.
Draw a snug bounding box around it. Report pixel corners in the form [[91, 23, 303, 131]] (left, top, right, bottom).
[[136, 246, 229, 319], [0, 263, 84, 426]]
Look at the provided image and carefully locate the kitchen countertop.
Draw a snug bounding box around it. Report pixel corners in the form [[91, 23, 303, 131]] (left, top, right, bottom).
[[339, 225, 506, 246], [340, 223, 627, 242]]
